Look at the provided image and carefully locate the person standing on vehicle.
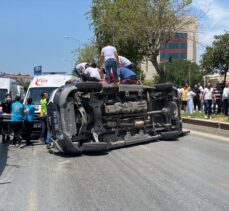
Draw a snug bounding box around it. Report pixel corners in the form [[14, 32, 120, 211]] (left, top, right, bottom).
[[222, 82, 229, 116], [40, 91, 48, 143], [24, 97, 35, 146], [11, 96, 24, 147], [118, 56, 133, 70], [100, 44, 120, 84], [203, 82, 214, 119]]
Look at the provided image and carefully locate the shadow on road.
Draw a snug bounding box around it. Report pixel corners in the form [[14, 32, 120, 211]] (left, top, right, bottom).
[[0, 143, 8, 177]]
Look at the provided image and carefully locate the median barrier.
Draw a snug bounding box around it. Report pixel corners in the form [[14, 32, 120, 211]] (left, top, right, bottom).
[[182, 117, 229, 130]]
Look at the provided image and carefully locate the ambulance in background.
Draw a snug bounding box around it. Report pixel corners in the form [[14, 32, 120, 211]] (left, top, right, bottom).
[[0, 78, 22, 102], [24, 73, 80, 133]]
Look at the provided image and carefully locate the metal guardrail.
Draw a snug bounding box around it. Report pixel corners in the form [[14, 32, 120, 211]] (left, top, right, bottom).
[[182, 117, 229, 130]]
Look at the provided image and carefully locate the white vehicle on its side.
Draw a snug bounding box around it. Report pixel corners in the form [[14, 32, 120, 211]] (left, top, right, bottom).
[[0, 78, 21, 102]]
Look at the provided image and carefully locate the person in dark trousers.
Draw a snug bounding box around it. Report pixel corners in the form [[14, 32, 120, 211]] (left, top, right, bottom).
[[192, 84, 201, 112], [222, 82, 229, 116], [11, 96, 24, 147], [203, 82, 214, 119], [24, 98, 35, 146], [2, 94, 12, 143], [213, 82, 223, 114], [117, 67, 138, 84], [40, 91, 48, 144]]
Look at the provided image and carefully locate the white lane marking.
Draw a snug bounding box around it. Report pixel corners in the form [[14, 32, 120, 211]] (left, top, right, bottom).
[[28, 192, 38, 211], [189, 130, 229, 143]]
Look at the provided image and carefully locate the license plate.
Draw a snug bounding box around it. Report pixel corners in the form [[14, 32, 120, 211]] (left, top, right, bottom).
[[33, 123, 42, 128]]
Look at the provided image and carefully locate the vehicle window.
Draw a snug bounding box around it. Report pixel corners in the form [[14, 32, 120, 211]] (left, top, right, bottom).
[[26, 87, 58, 104], [0, 89, 7, 102], [10, 84, 18, 100], [20, 87, 25, 99]]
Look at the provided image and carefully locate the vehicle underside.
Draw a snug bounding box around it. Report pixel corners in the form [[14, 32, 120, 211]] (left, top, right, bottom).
[[48, 82, 187, 154]]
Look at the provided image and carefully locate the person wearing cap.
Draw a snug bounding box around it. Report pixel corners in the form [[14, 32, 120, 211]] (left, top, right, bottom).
[[100, 44, 120, 84]]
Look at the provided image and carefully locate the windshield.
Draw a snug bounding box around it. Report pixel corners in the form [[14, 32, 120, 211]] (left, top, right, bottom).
[[0, 89, 7, 102], [26, 87, 58, 105]]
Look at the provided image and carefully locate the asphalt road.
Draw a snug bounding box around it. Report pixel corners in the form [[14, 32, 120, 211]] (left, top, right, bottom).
[[0, 132, 229, 211]]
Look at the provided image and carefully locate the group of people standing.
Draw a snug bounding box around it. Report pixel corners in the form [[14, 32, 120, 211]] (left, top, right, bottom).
[[74, 44, 137, 85], [179, 81, 229, 119], [0, 91, 52, 149], [0, 94, 35, 147]]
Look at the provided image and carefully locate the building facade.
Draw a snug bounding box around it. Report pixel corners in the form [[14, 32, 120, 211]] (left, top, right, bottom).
[[142, 16, 198, 80]]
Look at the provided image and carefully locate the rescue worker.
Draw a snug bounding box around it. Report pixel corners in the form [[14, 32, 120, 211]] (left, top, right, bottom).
[[81, 63, 101, 82], [99, 44, 120, 84], [24, 97, 35, 146], [117, 67, 138, 84], [39, 91, 48, 144], [11, 96, 24, 147]]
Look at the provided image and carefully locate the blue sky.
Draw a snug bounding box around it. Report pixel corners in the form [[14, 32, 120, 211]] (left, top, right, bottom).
[[0, 0, 228, 75], [0, 0, 93, 74]]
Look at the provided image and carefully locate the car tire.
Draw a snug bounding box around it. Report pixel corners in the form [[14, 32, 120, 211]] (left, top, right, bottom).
[[76, 82, 102, 93]]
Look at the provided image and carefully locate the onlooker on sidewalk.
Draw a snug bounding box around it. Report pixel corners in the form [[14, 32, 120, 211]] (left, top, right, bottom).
[[198, 82, 204, 111], [11, 96, 24, 147], [222, 82, 229, 116], [40, 91, 48, 144], [213, 82, 223, 114], [187, 87, 196, 118], [24, 97, 35, 146], [192, 84, 201, 112], [181, 84, 188, 111], [100, 44, 120, 84], [203, 82, 214, 119]]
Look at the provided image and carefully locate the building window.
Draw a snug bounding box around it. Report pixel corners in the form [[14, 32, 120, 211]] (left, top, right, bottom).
[[160, 53, 187, 60]]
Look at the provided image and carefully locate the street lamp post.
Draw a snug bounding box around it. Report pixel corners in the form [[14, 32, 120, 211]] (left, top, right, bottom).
[[64, 36, 81, 49]]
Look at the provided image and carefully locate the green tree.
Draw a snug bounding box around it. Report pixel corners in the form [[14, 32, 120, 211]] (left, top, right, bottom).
[[201, 32, 229, 83], [75, 42, 99, 64], [90, 0, 193, 82], [155, 60, 203, 87]]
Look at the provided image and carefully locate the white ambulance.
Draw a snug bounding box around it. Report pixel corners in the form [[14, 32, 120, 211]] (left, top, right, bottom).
[[24, 73, 79, 131]]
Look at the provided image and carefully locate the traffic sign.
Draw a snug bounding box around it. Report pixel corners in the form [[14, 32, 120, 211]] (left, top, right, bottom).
[[34, 66, 42, 75]]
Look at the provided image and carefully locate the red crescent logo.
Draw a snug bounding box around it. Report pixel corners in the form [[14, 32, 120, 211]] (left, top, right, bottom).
[[35, 78, 48, 86]]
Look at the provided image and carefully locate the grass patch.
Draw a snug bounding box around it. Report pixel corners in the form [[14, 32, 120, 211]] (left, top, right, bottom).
[[181, 111, 229, 123]]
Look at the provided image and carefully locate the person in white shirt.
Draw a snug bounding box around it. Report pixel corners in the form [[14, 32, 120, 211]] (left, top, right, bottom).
[[81, 63, 101, 82], [186, 87, 196, 117], [118, 56, 133, 69], [222, 82, 229, 116], [100, 44, 119, 84], [74, 62, 88, 77], [203, 82, 214, 119]]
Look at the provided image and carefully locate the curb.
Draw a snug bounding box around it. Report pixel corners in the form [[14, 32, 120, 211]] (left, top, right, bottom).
[[182, 117, 229, 130]]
